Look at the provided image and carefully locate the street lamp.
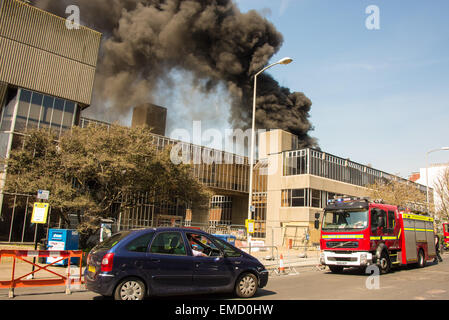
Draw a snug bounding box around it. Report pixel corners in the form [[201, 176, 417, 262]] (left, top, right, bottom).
[[426, 147, 449, 214], [247, 57, 293, 251]]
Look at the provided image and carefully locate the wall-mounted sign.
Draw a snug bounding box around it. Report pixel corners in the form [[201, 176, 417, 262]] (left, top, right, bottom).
[[37, 189, 50, 200], [245, 219, 255, 234], [31, 202, 49, 224]]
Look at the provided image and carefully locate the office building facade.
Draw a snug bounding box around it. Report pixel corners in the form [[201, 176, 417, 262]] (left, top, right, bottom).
[[0, 0, 101, 242]]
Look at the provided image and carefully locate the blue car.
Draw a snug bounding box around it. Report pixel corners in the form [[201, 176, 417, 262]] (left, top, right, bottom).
[[85, 227, 269, 300]]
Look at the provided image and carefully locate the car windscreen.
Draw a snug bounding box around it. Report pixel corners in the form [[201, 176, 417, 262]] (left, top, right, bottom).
[[214, 238, 242, 258], [322, 210, 368, 230], [94, 231, 131, 250]]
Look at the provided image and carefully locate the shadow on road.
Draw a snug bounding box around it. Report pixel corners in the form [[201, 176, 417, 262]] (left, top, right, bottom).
[[322, 258, 444, 278], [93, 289, 277, 301]]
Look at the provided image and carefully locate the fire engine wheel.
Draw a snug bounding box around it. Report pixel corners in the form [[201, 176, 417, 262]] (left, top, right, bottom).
[[417, 250, 426, 268], [378, 252, 391, 274]]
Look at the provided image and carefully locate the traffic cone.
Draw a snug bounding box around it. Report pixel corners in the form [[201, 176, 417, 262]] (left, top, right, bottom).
[[279, 254, 285, 274]]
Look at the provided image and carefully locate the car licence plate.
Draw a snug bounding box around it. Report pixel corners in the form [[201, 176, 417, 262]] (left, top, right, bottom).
[[88, 265, 96, 273], [338, 261, 348, 265]]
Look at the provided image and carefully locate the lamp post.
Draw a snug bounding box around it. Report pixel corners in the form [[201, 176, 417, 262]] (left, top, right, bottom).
[[425, 147, 449, 214], [247, 57, 293, 252]]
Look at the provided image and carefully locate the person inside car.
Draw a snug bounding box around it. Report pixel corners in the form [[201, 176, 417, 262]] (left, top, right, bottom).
[[187, 234, 207, 257]]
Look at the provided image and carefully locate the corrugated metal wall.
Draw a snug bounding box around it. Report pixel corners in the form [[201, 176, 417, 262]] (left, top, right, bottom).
[[0, 0, 101, 106]]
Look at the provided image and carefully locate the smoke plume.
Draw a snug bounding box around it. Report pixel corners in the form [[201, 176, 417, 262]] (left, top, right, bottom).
[[34, 0, 318, 147]]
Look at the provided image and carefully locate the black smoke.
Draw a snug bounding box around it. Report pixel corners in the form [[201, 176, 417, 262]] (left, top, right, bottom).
[[34, 0, 318, 147]]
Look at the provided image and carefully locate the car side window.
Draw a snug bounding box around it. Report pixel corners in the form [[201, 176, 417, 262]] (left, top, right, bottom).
[[186, 233, 221, 257], [149, 232, 187, 255], [126, 232, 155, 253]]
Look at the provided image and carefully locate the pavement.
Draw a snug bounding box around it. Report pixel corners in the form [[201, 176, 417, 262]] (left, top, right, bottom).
[[244, 247, 320, 270]]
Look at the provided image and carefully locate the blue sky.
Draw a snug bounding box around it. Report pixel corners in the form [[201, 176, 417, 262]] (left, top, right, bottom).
[[233, 0, 449, 178]]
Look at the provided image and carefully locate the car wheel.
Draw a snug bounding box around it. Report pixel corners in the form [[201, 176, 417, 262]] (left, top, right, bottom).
[[235, 273, 258, 298], [417, 250, 426, 268], [114, 278, 146, 301], [328, 265, 344, 273]]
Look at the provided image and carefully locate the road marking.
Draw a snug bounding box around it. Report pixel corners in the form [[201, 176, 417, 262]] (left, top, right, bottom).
[[426, 289, 446, 295]]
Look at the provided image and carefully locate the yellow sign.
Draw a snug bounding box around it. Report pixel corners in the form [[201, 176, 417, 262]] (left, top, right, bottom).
[[402, 213, 433, 222], [31, 202, 49, 224], [322, 234, 364, 239], [245, 219, 255, 234]]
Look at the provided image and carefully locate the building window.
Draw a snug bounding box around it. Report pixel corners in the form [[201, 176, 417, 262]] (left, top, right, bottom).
[[281, 189, 309, 207], [0, 87, 18, 132], [11, 89, 78, 138], [310, 189, 321, 208], [284, 150, 307, 175], [209, 195, 232, 226], [292, 189, 306, 207], [252, 192, 267, 238]]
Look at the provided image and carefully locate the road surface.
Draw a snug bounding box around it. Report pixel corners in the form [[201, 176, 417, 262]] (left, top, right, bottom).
[[1, 253, 448, 301]]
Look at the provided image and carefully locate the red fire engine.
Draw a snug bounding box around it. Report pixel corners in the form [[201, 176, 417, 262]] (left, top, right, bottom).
[[319, 197, 436, 273], [443, 222, 449, 250]]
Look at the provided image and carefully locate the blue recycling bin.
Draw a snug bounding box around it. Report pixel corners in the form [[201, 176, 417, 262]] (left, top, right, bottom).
[[212, 234, 236, 245], [46, 229, 80, 266]]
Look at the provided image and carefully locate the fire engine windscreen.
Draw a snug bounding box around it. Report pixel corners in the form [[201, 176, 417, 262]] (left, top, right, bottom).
[[444, 224, 449, 233], [322, 210, 368, 230]]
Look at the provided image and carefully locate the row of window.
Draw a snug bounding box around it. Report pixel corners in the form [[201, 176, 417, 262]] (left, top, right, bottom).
[[104, 231, 241, 258], [283, 149, 427, 193], [281, 189, 348, 209], [0, 88, 77, 137], [283, 150, 384, 187]]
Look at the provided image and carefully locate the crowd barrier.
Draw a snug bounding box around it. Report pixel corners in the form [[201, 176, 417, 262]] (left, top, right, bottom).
[[239, 245, 279, 260], [0, 249, 84, 298]]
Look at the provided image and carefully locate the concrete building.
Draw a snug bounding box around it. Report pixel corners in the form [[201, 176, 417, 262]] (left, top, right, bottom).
[[131, 103, 167, 136], [0, 0, 101, 242]]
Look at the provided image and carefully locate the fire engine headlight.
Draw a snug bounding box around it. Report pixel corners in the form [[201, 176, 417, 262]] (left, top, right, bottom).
[[360, 253, 367, 265]]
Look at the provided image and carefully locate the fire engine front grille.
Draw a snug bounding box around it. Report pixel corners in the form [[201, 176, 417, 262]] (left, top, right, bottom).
[[327, 257, 358, 262], [326, 241, 359, 249]]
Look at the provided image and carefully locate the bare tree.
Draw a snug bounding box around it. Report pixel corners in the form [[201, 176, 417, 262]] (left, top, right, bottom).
[[367, 179, 428, 209], [433, 167, 449, 222]]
